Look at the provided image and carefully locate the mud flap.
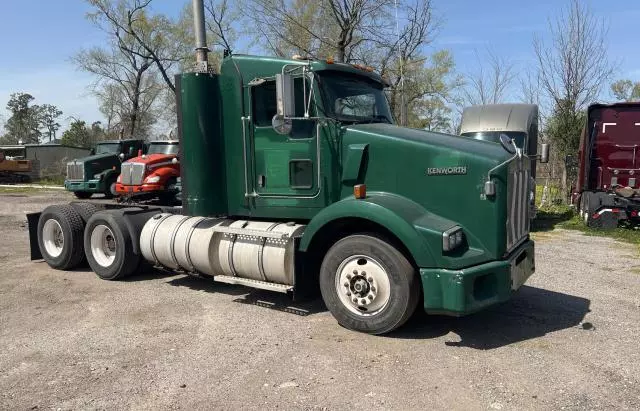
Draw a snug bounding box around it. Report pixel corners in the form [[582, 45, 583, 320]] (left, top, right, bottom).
[[27, 212, 42, 260]]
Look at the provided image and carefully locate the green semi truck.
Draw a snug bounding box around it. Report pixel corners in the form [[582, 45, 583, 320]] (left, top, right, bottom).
[[27, 0, 546, 335], [65, 139, 145, 199]]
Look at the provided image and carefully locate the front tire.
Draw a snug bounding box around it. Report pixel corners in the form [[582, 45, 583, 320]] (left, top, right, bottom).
[[319, 234, 420, 335], [84, 212, 140, 280], [37, 205, 85, 270]]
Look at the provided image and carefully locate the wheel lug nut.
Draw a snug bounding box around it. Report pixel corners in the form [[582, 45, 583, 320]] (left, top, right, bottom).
[[361, 271, 366, 276], [344, 282, 349, 287], [346, 291, 351, 296], [371, 286, 376, 292], [352, 297, 358, 303], [346, 274, 352, 280], [361, 299, 367, 305], [353, 270, 358, 275], [367, 277, 373, 283], [368, 295, 373, 300]]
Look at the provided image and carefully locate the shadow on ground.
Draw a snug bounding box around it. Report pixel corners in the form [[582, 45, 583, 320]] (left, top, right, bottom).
[[391, 285, 591, 349], [531, 209, 575, 232]]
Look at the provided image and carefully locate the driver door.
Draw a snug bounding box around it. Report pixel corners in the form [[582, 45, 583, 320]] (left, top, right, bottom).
[[249, 77, 318, 199]]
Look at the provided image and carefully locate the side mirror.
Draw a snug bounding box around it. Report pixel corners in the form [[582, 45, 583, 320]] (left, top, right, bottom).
[[540, 143, 549, 163], [275, 73, 295, 118], [499, 134, 516, 155], [272, 114, 292, 135], [90, 148, 95, 155], [118, 153, 125, 160]]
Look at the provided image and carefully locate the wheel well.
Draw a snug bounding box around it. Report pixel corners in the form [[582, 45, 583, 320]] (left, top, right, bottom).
[[303, 217, 418, 281]]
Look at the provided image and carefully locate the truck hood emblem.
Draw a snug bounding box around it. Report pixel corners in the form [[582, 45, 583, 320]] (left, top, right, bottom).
[[426, 166, 467, 176]]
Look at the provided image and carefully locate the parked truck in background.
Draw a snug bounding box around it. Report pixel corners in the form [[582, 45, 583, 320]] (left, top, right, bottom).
[[65, 139, 145, 199], [460, 104, 544, 218], [0, 150, 32, 183], [26, 0, 546, 335], [574, 102, 640, 229], [115, 140, 180, 204]]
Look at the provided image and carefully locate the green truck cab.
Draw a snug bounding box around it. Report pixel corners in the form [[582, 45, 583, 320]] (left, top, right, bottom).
[[65, 139, 145, 199]]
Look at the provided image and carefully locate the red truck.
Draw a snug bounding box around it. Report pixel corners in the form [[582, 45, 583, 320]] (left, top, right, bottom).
[[574, 102, 640, 228], [115, 140, 180, 204]]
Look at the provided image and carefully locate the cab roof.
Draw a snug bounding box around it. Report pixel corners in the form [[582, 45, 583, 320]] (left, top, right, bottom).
[[460, 104, 538, 134], [222, 54, 386, 86]]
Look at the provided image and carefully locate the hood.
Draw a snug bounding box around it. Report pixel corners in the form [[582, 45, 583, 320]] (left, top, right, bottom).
[[125, 153, 177, 166], [344, 123, 511, 163], [341, 123, 519, 260], [71, 153, 120, 175]]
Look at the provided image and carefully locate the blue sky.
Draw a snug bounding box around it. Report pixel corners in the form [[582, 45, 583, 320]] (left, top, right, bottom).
[[0, 0, 638, 134]]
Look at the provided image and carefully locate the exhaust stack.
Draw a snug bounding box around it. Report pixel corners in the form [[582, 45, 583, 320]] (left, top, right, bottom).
[[192, 0, 209, 71]]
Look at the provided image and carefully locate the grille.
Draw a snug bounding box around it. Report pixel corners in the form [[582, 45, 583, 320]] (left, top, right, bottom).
[[66, 162, 84, 181], [506, 164, 530, 251], [121, 162, 146, 185]]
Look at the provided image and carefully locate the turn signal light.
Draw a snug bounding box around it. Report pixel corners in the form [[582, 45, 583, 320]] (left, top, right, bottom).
[[354, 184, 366, 199], [326, 57, 334, 64]]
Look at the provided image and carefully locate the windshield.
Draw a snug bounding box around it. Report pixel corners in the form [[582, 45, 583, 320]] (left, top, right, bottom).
[[147, 143, 179, 155], [460, 131, 527, 150], [95, 143, 121, 155], [319, 72, 393, 124]]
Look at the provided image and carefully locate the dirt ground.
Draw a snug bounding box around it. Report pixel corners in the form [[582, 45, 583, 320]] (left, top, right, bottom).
[[1, 191, 639, 410]]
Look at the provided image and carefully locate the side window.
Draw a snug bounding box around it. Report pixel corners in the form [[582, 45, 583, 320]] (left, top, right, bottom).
[[252, 77, 315, 138], [252, 82, 277, 127]]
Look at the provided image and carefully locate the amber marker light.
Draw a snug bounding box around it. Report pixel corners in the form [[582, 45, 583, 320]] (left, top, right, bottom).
[[326, 57, 334, 64], [354, 184, 366, 199]]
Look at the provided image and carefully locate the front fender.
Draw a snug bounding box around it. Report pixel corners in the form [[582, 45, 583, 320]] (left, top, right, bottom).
[[300, 192, 458, 268]]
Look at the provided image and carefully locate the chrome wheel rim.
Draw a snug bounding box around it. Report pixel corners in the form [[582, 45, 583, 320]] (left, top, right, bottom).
[[335, 255, 391, 316], [90, 224, 117, 267], [42, 219, 64, 258]]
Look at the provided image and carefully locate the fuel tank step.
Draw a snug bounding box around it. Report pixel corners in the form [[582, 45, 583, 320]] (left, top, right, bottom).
[[212, 276, 293, 294]]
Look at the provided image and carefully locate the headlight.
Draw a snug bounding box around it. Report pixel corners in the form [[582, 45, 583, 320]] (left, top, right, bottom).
[[442, 226, 465, 252], [145, 175, 161, 183], [117, 174, 121, 183]]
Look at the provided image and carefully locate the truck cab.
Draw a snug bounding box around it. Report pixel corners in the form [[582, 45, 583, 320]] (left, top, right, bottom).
[[460, 104, 540, 218], [115, 140, 180, 204], [65, 139, 145, 199], [575, 102, 640, 228]]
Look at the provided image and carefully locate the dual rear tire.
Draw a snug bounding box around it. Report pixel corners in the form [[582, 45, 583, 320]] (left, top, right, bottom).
[[37, 206, 141, 279]]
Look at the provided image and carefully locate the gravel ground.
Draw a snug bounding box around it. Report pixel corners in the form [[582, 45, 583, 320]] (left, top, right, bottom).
[[1, 191, 639, 410]]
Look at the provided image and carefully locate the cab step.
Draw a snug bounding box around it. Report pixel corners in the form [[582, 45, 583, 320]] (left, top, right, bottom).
[[212, 276, 293, 294]]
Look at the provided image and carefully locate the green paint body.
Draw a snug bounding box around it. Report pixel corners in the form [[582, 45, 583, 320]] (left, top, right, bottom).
[[177, 55, 535, 315]]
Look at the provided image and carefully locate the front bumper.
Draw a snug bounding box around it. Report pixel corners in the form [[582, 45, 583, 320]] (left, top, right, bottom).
[[420, 239, 535, 315], [115, 182, 164, 195], [65, 179, 102, 193]]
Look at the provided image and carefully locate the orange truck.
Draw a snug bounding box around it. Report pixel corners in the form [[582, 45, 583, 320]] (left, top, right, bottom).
[[115, 140, 180, 204]]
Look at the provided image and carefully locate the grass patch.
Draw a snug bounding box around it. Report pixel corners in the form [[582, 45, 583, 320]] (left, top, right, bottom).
[[558, 215, 640, 248], [36, 176, 65, 186]]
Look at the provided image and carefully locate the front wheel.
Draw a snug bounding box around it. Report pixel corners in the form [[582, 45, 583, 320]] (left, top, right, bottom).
[[319, 234, 420, 335]]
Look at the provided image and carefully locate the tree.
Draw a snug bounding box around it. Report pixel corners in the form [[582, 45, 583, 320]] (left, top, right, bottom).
[[533, 0, 615, 196], [246, 0, 394, 63], [533, 0, 614, 156], [3, 93, 42, 144], [60, 120, 105, 149], [76, 1, 165, 137], [461, 49, 516, 106], [611, 79, 640, 102], [39, 104, 63, 142]]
